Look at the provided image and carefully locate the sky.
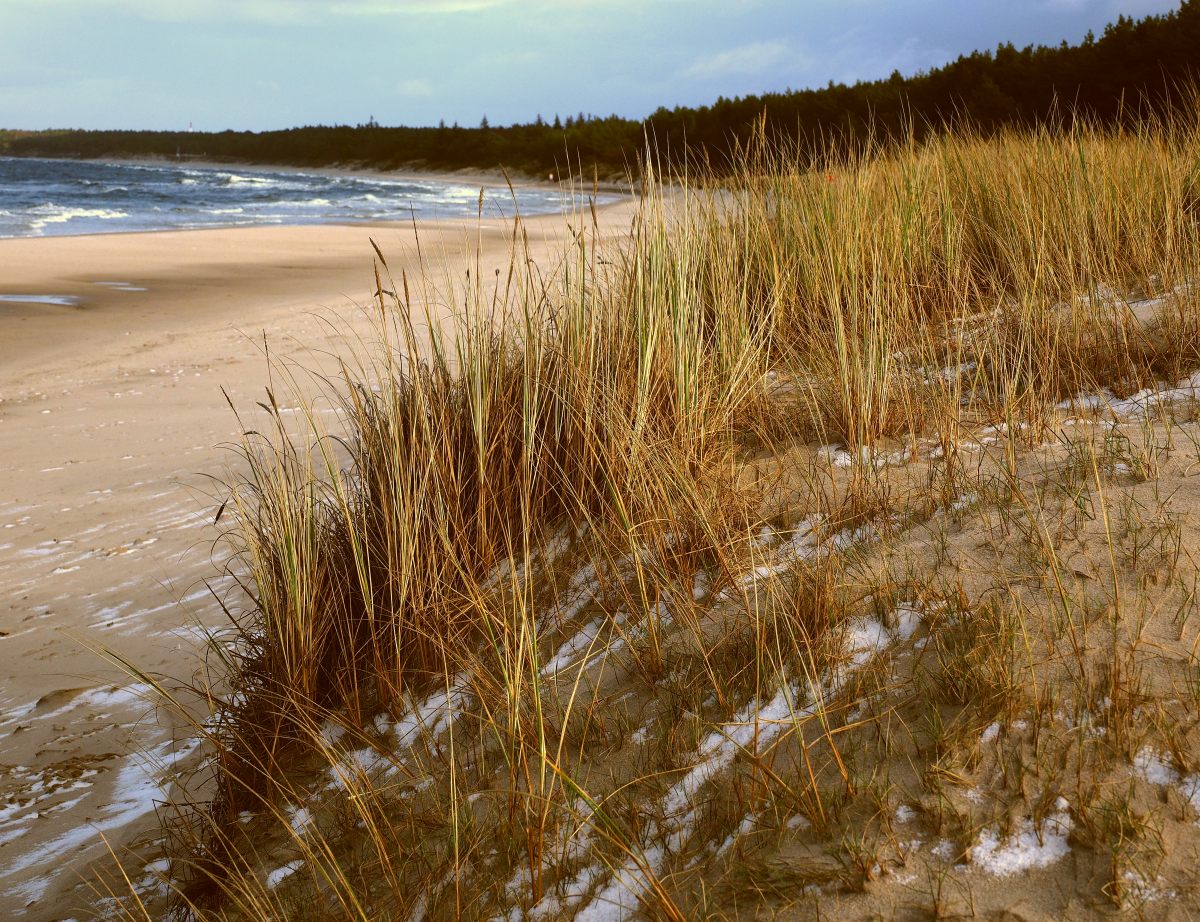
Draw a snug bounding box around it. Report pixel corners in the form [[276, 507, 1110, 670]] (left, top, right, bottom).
[[0, 0, 1182, 131]]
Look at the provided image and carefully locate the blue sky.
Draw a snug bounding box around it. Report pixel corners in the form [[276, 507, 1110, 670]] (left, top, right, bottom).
[[0, 0, 1180, 130]]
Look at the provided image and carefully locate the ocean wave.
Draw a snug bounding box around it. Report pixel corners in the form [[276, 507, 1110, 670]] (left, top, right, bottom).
[[27, 206, 129, 232], [221, 173, 275, 186], [0, 158, 588, 236]]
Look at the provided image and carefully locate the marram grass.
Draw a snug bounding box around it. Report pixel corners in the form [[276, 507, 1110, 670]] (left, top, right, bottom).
[[105, 105, 1200, 920]]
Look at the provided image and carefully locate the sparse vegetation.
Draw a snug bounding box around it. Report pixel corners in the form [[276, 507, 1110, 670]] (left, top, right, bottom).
[[99, 95, 1200, 921]]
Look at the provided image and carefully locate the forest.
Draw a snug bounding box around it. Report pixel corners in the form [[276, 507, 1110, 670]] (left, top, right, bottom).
[[1, 1, 1197, 177]]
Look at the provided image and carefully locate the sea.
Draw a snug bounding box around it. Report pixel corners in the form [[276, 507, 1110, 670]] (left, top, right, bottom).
[[0, 156, 593, 238]]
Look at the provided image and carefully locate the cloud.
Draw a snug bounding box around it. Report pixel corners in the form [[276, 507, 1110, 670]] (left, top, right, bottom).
[[397, 77, 434, 96], [683, 40, 790, 79]]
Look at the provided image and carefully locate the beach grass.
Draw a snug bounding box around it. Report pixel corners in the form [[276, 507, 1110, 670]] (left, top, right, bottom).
[[106, 102, 1200, 920]]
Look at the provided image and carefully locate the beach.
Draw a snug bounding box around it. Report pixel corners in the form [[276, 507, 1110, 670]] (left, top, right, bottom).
[[0, 205, 634, 918]]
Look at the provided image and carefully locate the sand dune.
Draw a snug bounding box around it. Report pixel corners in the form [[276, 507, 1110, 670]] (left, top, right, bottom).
[[0, 204, 634, 919]]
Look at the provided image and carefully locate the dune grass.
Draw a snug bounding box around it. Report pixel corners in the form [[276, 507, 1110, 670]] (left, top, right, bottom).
[[106, 105, 1200, 920]]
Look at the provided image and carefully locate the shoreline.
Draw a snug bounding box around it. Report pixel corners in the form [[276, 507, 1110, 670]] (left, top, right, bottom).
[[0, 155, 634, 242], [1, 151, 634, 194], [0, 189, 632, 248]]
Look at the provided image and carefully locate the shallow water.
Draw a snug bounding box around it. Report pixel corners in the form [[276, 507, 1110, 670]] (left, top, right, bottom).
[[0, 157, 596, 237]]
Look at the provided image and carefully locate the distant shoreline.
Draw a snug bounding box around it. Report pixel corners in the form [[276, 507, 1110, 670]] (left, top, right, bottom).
[[0, 155, 634, 241], [2, 151, 633, 195]]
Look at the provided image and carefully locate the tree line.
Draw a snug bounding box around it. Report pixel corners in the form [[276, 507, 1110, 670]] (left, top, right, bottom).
[[2, 2, 1197, 178]]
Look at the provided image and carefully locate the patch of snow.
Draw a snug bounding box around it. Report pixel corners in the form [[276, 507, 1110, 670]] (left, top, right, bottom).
[[715, 813, 756, 855], [318, 719, 345, 746], [551, 560, 601, 627], [392, 677, 470, 749], [1133, 748, 1200, 820], [0, 737, 197, 903], [892, 604, 923, 641], [1057, 370, 1200, 419], [266, 859, 304, 890], [949, 492, 979, 515], [1134, 748, 1178, 787], [571, 536, 915, 916], [846, 617, 889, 666], [1178, 775, 1200, 817], [817, 444, 855, 468], [542, 613, 625, 677], [817, 444, 912, 470], [1121, 867, 1174, 903], [832, 521, 881, 551], [572, 844, 662, 921], [662, 684, 798, 849], [287, 805, 313, 836], [969, 799, 1072, 876]]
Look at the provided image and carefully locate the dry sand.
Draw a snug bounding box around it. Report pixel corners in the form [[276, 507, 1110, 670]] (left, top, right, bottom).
[[0, 203, 634, 919]]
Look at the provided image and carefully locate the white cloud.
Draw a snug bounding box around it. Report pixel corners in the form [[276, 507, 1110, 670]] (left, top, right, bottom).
[[684, 40, 790, 79], [397, 77, 433, 97]]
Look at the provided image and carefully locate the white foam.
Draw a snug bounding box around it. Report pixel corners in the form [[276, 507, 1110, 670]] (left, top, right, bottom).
[[222, 173, 275, 186], [27, 205, 127, 232]]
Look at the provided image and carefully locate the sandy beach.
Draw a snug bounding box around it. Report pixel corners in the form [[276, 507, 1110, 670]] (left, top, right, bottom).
[[0, 203, 632, 919]]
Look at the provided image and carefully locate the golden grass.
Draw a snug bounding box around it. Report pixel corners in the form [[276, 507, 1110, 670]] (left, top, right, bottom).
[[100, 103, 1200, 920]]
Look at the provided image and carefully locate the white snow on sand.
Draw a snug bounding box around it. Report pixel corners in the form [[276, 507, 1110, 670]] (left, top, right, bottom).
[[266, 859, 305, 890], [969, 799, 1073, 876], [1, 737, 198, 904]]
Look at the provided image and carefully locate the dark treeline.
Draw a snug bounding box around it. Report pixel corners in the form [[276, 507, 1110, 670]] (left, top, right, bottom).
[[2, 2, 1197, 178]]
